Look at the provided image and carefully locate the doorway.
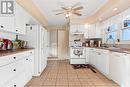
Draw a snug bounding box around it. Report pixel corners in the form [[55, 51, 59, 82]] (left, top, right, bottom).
[[48, 29, 69, 60]]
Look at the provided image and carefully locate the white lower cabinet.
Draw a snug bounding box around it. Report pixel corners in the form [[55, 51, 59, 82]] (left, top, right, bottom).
[[86, 48, 90, 64], [0, 50, 34, 87], [89, 48, 130, 87], [97, 49, 109, 76], [89, 48, 97, 67], [109, 52, 130, 87]]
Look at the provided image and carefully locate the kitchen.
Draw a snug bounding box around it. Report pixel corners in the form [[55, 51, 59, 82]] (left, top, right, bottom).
[[0, 0, 130, 87]]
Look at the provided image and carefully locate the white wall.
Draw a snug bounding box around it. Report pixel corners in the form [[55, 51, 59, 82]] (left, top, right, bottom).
[[100, 7, 130, 44]]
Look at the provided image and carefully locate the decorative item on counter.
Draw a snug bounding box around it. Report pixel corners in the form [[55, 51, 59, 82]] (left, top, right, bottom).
[[12, 40, 20, 50], [12, 35, 21, 50], [7, 40, 13, 50], [20, 40, 28, 49], [0, 38, 3, 50], [2, 39, 9, 50]]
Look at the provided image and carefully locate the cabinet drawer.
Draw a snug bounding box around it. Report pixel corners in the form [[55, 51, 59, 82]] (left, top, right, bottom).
[[3, 71, 26, 87], [0, 54, 24, 67], [70, 59, 86, 64], [0, 51, 34, 67], [0, 63, 16, 86], [0, 58, 26, 86]]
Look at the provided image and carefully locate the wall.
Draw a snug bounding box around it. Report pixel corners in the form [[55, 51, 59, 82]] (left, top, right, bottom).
[[100, 7, 130, 44], [16, 0, 48, 26], [48, 29, 69, 59]]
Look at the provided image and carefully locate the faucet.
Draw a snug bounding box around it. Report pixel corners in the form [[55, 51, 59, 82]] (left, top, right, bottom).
[[106, 35, 115, 47]]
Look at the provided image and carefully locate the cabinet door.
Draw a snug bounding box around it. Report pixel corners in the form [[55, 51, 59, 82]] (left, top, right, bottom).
[[86, 48, 89, 63], [70, 25, 77, 33], [89, 49, 96, 66], [95, 23, 101, 38], [89, 24, 95, 38], [98, 51, 109, 75], [15, 3, 26, 35], [0, 17, 15, 33], [0, 63, 15, 87], [3, 71, 25, 87], [109, 52, 130, 86], [78, 25, 85, 33]]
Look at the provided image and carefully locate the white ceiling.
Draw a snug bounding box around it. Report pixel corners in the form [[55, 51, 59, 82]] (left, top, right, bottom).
[[32, 0, 108, 25]]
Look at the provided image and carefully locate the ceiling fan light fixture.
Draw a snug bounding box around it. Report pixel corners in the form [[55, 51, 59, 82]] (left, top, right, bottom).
[[65, 12, 72, 18]]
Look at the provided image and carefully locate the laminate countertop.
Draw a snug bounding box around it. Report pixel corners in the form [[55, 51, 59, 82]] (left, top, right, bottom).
[[0, 48, 34, 57], [94, 47, 130, 54]]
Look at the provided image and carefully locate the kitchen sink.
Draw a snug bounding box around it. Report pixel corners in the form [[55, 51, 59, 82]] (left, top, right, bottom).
[[106, 47, 121, 50]]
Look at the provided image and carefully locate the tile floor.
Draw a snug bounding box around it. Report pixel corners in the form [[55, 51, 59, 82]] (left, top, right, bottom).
[[25, 60, 120, 87]]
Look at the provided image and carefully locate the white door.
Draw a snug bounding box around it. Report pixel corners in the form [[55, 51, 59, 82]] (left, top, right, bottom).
[[49, 30, 58, 58], [58, 30, 69, 59]]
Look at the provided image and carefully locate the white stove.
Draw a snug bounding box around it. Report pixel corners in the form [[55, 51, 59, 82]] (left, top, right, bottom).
[[70, 47, 86, 64]]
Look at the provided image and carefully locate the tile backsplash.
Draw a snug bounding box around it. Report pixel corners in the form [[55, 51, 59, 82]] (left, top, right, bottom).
[[0, 31, 16, 40], [102, 44, 130, 49]]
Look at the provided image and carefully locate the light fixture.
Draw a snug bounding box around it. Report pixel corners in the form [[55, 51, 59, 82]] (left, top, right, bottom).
[[85, 24, 89, 28], [65, 12, 72, 18], [99, 18, 102, 21], [113, 8, 118, 11]]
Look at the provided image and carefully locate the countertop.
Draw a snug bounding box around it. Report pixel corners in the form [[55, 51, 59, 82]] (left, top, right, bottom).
[[90, 47, 130, 54], [0, 48, 34, 57]]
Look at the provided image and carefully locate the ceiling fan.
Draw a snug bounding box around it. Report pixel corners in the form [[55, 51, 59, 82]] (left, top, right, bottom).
[[54, 2, 84, 18]]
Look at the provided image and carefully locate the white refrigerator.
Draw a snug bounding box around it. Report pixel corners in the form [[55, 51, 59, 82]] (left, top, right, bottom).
[[22, 24, 48, 76]]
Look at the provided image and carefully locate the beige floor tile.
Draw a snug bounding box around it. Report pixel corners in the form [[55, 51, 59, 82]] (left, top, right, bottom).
[[29, 86, 42, 87], [69, 85, 82, 87], [41, 86, 56, 87], [56, 85, 69, 87], [82, 86, 95, 87], [26, 60, 119, 87], [56, 81, 68, 86], [43, 81, 56, 86], [80, 81, 94, 86], [68, 81, 81, 86]]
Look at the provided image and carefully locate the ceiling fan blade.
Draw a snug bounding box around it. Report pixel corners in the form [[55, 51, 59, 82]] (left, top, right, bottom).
[[53, 9, 64, 12], [74, 13, 82, 16], [56, 12, 64, 15], [72, 2, 81, 8], [73, 6, 83, 11], [61, 7, 68, 10]]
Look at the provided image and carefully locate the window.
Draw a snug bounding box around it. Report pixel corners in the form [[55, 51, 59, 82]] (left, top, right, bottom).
[[106, 24, 117, 41], [107, 32, 116, 40], [122, 28, 130, 40]]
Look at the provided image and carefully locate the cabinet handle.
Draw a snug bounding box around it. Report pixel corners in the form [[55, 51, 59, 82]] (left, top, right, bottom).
[[13, 57, 16, 59], [114, 55, 120, 57], [13, 69, 16, 71], [98, 53, 101, 55], [0, 25, 4, 28], [26, 58, 28, 60], [16, 30, 18, 32], [14, 85, 16, 87]]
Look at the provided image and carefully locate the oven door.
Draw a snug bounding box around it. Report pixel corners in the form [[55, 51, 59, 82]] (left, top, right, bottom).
[[70, 48, 85, 58]]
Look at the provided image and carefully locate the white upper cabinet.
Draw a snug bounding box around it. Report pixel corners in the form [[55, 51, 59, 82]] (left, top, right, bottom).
[[95, 23, 102, 38], [89, 24, 96, 38], [70, 24, 85, 34], [15, 3, 27, 35], [0, 17, 15, 33], [0, 2, 30, 35], [84, 23, 101, 38]]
